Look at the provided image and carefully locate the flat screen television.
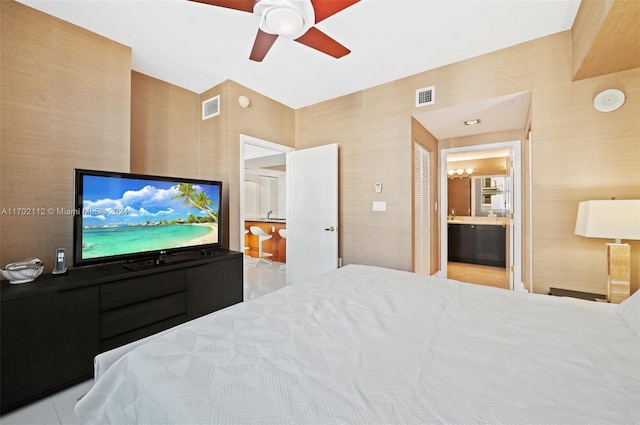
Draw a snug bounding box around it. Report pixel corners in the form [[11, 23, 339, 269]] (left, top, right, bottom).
[[73, 169, 222, 268]]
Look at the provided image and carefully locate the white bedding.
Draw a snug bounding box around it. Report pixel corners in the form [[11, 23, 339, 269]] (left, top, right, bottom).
[[75, 265, 640, 424]]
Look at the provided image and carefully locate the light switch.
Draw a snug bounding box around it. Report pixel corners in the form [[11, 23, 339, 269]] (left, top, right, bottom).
[[372, 201, 386, 212]]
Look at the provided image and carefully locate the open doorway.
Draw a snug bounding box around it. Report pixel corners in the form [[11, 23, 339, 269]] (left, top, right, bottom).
[[240, 135, 293, 300], [239, 136, 340, 293], [412, 90, 530, 291], [439, 141, 522, 291]]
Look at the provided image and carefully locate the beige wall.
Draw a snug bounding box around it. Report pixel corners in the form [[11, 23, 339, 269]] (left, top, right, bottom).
[[296, 31, 639, 295], [2, 0, 638, 298], [572, 0, 640, 80], [0, 1, 131, 271], [198, 81, 295, 250], [131, 71, 200, 178], [446, 157, 509, 177], [131, 75, 296, 250]]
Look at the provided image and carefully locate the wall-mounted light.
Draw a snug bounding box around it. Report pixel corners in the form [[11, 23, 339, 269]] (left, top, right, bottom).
[[447, 168, 474, 178]]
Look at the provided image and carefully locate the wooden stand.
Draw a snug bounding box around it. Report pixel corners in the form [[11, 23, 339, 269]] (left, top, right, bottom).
[[1, 250, 243, 414], [606, 243, 630, 304]]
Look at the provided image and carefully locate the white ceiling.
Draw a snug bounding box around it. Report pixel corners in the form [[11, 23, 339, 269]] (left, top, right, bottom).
[[413, 90, 532, 140], [17, 0, 581, 111]]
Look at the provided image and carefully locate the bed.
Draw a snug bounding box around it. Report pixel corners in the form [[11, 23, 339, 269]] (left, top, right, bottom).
[[75, 264, 640, 424]]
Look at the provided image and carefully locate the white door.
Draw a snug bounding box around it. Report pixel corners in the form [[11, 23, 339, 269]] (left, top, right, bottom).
[[286, 143, 338, 285], [505, 156, 514, 290], [507, 145, 524, 292]]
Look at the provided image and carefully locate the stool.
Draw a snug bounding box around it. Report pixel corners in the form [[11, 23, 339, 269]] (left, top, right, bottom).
[[243, 229, 253, 261], [250, 226, 273, 266]]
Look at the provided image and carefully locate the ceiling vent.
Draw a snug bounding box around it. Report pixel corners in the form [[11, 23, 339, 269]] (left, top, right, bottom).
[[202, 95, 220, 120], [415, 86, 435, 107]]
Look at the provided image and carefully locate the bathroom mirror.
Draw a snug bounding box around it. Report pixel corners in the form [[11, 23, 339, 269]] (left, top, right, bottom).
[[472, 176, 508, 217]]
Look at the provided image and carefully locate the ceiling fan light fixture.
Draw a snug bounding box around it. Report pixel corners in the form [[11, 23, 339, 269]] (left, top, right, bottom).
[[262, 6, 304, 37]]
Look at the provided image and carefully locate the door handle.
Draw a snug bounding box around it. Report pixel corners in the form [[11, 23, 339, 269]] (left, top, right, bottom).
[[324, 226, 336, 232]]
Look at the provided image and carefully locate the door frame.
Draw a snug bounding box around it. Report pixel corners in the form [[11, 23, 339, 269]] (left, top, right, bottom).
[[438, 140, 523, 291], [239, 134, 294, 258]]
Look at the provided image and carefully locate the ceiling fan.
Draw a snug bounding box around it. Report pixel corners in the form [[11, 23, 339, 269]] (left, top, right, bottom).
[[188, 0, 360, 61]]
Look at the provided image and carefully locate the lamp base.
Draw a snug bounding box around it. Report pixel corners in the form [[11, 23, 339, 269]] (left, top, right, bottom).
[[606, 243, 630, 303]]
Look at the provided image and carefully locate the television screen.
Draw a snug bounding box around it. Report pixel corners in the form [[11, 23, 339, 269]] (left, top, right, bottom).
[[73, 169, 222, 267]]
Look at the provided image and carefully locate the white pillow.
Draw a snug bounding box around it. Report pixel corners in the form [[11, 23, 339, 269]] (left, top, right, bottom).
[[617, 289, 640, 338]]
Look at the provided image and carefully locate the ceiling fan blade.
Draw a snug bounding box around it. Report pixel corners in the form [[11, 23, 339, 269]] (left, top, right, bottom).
[[249, 29, 279, 61], [310, 0, 360, 23], [187, 0, 256, 13], [295, 27, 350, 58]]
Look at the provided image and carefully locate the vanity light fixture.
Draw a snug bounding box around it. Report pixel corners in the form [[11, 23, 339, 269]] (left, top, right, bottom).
[[447, 168, 474, 178], [464, 118, 481, 126]]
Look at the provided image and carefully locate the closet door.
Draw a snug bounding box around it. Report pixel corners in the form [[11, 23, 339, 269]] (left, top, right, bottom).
[[414, 143, 431, 275]]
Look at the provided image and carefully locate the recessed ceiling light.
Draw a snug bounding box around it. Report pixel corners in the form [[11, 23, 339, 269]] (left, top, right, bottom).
[[464, 119, 481, 126]]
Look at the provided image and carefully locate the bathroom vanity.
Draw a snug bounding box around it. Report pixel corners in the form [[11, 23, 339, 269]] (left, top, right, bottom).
[[447, 221, 506, 267]]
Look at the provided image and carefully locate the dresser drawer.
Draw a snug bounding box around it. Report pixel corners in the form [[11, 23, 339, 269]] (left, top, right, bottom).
[[100, 270, 185, 311], [100, 314, 186, 352], [101, 292, 186, 339]]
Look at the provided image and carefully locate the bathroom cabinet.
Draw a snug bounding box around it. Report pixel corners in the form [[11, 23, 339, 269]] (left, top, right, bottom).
[[448, 223, 506, 267]]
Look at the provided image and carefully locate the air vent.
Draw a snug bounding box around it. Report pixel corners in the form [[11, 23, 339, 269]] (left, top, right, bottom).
[[415, 86, 435, 107], [202, 95, 220, 120]]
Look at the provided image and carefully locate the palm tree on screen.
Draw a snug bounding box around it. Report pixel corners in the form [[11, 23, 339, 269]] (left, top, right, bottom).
[[193, 191, 218, 222], [172, 183, 218, 222]]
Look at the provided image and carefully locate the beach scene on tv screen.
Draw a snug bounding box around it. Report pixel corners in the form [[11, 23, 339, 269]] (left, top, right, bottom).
[[81, 175, 220, 259]]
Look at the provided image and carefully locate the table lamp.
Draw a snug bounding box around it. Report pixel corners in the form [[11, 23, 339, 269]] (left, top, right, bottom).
[[575, 199, 640, 303]]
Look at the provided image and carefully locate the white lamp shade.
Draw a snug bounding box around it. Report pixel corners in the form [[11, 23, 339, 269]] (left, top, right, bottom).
[[575, 200, 640, 240]]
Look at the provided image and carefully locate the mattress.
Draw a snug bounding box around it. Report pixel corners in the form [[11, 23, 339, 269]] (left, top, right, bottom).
[[75, 265, 640, 424]]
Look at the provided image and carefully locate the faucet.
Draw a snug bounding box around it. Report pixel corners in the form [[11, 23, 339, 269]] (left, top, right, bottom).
[[267, 210, 272, 220], [450, 208, 456, 220]]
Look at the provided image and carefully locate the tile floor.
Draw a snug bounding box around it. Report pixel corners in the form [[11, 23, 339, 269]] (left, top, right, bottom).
[[0, 379, 93, 425], [0, 258, 286, 425], [242, 258, 287, 300]]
